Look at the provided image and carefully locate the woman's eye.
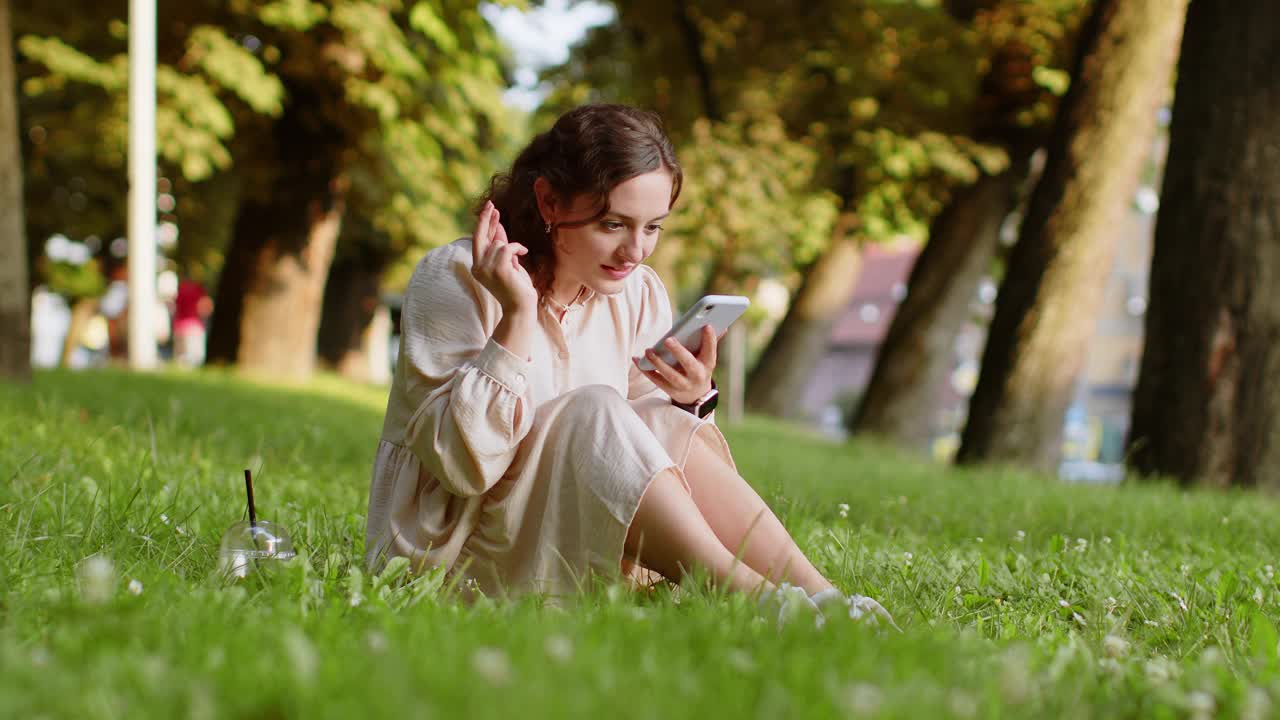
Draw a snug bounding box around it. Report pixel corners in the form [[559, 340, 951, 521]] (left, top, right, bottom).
[[645, 225, 663, 234], [601, 221, 624, 231]]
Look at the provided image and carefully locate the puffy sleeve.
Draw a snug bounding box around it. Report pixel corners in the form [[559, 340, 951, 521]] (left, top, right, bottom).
[[627, 265, 674, 403], [398, 242, 535, 497]]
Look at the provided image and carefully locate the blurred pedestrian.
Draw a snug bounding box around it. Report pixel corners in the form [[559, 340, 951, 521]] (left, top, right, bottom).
[[172, 278, 212, 367]]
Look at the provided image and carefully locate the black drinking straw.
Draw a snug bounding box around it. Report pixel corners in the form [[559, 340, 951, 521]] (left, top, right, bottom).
[[244, 469, 258, 527]]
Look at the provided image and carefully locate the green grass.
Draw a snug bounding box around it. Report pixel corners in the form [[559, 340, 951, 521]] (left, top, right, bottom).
[[4, 369, 1280, 718]]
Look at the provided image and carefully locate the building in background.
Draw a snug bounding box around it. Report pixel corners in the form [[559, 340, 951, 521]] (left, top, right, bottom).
[[802, 170, 1160, 479]]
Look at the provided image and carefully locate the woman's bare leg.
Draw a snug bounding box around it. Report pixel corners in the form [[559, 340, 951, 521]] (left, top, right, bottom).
[[625, 468, 773, 594], [681, 430, 836, 595]]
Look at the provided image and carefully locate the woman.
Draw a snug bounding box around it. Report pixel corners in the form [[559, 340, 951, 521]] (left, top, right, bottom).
[[364, 104, 891, 625]]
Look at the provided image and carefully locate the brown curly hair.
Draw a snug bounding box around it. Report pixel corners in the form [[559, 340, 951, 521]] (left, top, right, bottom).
[[476, 104, 683, 298]]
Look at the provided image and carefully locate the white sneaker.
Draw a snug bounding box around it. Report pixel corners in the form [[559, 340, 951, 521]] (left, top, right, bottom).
[[757, 582, 822, 627], [810, 588, 901, 631]]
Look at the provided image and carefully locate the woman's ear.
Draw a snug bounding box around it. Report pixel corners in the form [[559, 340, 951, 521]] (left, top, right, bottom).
[[533, 177, 557, 226]]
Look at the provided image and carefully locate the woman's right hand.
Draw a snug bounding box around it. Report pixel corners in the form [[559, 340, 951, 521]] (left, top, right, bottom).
[[471, 201, 538, 315]]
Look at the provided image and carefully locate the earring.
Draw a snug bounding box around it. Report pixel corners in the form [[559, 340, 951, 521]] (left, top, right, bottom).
[[545, 222, 552, 235]]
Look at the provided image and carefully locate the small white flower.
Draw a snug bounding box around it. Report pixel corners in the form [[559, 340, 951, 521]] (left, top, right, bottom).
[[948, 690, 978, 718], [1171, 592, 1189, 612], [283, 628, 317, 686], [975, 537, 984, 543], [1222, 516, 1230, 525], [1015, 530, 1026, 541], [1076, 537, 1088, 547], [472, 647, 513, 686], [999, 646, 1033, 704], [1243, 687, 1272, 720], [1103, 634, 1130, 658], [348, 592, 364, 608], [1181, 564, 1192, 576], [726, 648, 755, 673], [175, 526, 187, 537], [1145, 619, 1160, 627], [1145, 657, 1176, 684], [127, 579, 143, 596], [1072, 612, 1087, 627], [903, 552, 913, 561], [1105, 596, 1119, 613], [837, 683, 883, 716], [1188, 691, 1215, 720], [160, 513, 170, 525], [1200, 647, 1223, 666], [837, 503, 849, 519], [1102, 536, 1112, 544], [76, 555, 116, 605], [544, 634, 573, 664], [1059, 599, 1070, 608], [1254, 587, 1265, 605]]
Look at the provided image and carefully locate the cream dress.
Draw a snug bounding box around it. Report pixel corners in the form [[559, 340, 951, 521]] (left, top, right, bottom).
[[364, 237, 736, 598]]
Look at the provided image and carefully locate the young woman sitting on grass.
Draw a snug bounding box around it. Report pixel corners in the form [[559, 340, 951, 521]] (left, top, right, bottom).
[[364, 103, 892, 626]]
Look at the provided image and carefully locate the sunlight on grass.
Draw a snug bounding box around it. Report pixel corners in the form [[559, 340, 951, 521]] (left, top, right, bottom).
[[3, 369, 1280, 718]]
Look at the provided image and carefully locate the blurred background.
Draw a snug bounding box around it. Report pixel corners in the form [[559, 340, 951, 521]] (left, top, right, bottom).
[[3, 0, 1274, 490]]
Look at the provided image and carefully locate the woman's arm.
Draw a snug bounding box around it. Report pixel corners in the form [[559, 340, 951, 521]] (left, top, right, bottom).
[[399, 245, 536, 497]]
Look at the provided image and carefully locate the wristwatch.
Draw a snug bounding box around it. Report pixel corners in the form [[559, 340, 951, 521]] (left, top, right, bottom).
[[672, 379, 718, 419]]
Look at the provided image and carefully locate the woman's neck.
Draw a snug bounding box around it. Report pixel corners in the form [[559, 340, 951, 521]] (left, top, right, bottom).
[[548, 278, 586, 308]]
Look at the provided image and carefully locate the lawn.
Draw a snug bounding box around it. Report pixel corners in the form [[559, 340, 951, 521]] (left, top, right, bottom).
[[3, 369, 1279, 719]]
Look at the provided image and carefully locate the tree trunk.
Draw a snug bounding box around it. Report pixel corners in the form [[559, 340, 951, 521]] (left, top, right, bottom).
[[0, 0, 30, 382], [317, 254, 391, 384], [746, 208, 862, 420], [1127, 0, 1280, 490], [206, 90, 348, 380], [852, 149, 1031, 449], [956, 0, 1187, 471]]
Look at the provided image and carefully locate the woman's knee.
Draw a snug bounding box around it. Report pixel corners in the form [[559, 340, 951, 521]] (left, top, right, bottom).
[[557, 384, 628, 418]]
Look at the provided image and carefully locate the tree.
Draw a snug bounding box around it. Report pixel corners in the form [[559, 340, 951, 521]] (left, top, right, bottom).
[[204, 1, 514, 378], [546, 1, 1006, 420], [1127, 0, 1280, 490], [18, 2, 516, 379], [0, 0, 30, 382], [956, 0, 1187, 470], [852, 2, 1085, 449]]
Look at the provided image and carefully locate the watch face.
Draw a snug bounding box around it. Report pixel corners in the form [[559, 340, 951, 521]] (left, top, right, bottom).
[[697, 391, 718, 418]]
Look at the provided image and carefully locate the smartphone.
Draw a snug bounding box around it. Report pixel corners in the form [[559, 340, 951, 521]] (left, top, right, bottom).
[[635, 295, 750, 371]]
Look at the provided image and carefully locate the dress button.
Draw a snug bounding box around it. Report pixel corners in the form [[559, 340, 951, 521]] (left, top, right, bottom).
[[515, 373, 525, 384]]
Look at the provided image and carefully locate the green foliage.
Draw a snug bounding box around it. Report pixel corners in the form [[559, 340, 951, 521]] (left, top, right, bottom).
[[5, 369, 1280, 717], [665, 101, 838, 291], [542, 0, 1087, 298], [15, 1, 521, 289]]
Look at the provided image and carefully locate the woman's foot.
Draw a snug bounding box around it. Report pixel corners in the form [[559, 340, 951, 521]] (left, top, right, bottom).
[[810, 588, 901, 631], [757, 582, 822, 627]]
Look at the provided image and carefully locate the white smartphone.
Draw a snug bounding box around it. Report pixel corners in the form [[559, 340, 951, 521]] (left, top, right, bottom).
[[635, 294, 750, 371]]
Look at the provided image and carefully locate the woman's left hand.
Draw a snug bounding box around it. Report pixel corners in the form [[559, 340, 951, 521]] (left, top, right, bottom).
[[634, 325, 718, 405]]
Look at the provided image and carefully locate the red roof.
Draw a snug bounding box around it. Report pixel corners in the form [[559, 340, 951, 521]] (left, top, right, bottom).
[[828, 246, 919, 347]]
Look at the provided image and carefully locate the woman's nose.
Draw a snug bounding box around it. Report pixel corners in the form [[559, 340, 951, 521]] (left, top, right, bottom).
[[619, 232, 645, 263]]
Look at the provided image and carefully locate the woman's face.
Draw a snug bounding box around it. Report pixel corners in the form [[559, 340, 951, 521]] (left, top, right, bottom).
[[544, 169, 674, 300]]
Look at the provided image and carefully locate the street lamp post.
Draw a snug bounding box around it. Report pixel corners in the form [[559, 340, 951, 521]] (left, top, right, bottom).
[[127, 0, 157, 369]]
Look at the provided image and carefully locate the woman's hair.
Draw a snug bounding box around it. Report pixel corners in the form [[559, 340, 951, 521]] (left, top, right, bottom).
[[477, 104, 683, 298]]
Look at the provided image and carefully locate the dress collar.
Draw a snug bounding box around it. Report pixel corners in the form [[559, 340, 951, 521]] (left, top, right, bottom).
[[542, 285, 594, 315]]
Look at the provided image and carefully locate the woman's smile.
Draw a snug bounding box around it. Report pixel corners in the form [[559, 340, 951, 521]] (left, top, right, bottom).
[[601, 264, 635, 280]]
